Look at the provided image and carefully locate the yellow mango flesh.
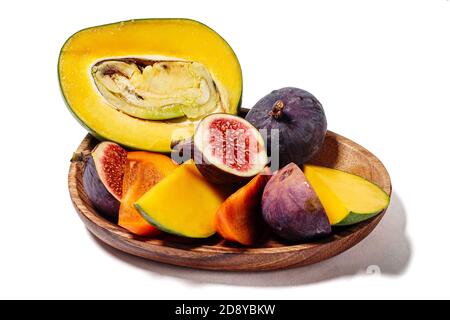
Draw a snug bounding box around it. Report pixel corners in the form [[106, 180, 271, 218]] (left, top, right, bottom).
[[135, 160, 226, 238], [59, 19, 242, 152], [303, 165, 390, 226]]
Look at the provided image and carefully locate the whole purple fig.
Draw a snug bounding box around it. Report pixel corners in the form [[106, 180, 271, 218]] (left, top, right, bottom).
[[246, 87, 327, 169]]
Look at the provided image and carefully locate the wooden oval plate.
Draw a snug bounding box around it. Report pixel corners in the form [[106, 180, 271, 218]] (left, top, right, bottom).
[[69, 131, 391, 271]]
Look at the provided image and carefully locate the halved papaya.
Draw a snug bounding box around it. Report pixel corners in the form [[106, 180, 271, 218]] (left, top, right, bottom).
[[58, 19, 242, 152]]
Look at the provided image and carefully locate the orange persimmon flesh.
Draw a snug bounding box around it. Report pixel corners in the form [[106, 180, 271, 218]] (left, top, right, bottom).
[[215, 172, 270, 245], [119, 151, 177, 236]]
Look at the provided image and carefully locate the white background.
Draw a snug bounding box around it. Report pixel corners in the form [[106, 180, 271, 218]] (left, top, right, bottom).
[[1, 0, 449, 299]]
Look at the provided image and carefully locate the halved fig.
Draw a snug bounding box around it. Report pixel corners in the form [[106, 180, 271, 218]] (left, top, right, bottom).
[[81, 141, 127, 222], [193, 114, 268, 184]]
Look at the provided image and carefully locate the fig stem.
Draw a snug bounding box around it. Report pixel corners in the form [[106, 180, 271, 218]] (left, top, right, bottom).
[[270, 100, 285, 119], [70, 151, 91, 162]]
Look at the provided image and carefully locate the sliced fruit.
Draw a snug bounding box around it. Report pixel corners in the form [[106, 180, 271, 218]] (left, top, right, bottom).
[[194, 113, 268, 184], [92, 59, 220, 120], [59, 19, 242, 152], [118, 152, 177, 236], [262, 163, 331, 241], [82, 141, 127, 222], [91, 141, 128, 200], [215, 170, 271, 246], [135, 160, 226, 238], [303, 165, 390, 226]]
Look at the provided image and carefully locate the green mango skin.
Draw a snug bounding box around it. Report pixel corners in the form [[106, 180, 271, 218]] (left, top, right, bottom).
[[334, 211, 382, 226], [134, 204, 215, 239]]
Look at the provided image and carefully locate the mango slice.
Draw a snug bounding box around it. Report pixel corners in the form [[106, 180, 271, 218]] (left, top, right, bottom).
[[303, 165, 390, 226], [135, 160, 226, 238], [119, 152, 177, 236]]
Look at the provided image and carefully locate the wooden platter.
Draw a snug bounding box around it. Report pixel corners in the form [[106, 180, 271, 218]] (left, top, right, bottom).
[[68, 130, 391, 271]]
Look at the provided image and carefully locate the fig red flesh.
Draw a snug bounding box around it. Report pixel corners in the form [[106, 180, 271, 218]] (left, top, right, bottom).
[[193, 113, 268, 184], [92, 142, 127, 200], [82, 141, 127, 222], [208, 118, 259, 172]]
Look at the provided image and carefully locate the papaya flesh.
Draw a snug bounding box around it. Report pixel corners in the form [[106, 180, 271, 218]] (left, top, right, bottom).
[[59, 19, 242, 152], [215, 171, 271, 246], [118, 151, 177, 236]]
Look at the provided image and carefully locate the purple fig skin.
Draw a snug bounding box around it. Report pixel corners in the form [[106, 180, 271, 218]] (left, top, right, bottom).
[[262, 163, 331, 242], [83, 156, 120, 223], [245, 87, 327, 169]]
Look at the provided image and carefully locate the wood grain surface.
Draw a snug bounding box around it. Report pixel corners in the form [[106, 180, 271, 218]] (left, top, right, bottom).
[[68, 126, 391, 271]]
